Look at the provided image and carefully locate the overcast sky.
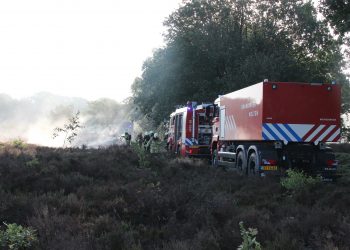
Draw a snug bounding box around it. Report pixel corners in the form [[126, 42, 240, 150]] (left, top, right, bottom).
[[0, 0, 182, 101]]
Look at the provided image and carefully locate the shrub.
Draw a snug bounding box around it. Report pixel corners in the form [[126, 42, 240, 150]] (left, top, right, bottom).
[[280, 169, 321, 192], [150, 140, 167, 154], [12, 139, 27, 149], [131, 142, 151, 168], [53, 111, 82, 147], [1, 144, 350, 249], [25, 157, 40, 168], [0, 223, 38, 250], [238, 221, 261, 250]]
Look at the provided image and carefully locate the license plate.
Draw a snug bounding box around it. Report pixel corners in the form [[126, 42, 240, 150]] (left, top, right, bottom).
[[261, 166, 278, 171]]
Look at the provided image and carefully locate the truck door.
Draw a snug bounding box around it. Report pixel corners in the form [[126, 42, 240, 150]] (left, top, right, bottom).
[[220, 106, 225, 139], [175, 114, 183, 143]]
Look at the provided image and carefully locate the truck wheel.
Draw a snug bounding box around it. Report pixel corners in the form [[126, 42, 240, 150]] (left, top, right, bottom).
[[236, 151, 245, 175], [212, 149, 218, 167], [248, 153, 259, 176]]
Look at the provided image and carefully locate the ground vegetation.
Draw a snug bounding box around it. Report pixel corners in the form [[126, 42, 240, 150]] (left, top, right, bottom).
[[0, 143, 349, 249]]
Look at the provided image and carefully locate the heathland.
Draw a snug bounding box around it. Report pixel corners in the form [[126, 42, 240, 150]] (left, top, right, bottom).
[[0, 142, 349, 250]]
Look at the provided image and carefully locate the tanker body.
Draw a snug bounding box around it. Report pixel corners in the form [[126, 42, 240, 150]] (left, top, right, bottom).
[[211, 81, 341, 179]]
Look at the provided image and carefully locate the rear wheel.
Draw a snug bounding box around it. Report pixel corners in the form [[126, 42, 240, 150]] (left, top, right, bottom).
[[248, 152, 259, 176], [236, 151, 246, 175]]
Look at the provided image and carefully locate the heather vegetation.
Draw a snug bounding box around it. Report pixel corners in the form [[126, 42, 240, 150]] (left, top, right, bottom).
[[0, 143, 349, 249]]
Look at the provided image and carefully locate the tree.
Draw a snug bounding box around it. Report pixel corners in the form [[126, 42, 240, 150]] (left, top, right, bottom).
[[53, 111, 82, 147], [319, 0, 350, 140], [132, 0, 348, 125], [320, 0, 350, 35]]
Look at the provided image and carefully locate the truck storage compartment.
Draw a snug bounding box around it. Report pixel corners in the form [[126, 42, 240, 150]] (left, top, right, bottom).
[[217, 81, 341, 144], [262, 82, 341, 144]]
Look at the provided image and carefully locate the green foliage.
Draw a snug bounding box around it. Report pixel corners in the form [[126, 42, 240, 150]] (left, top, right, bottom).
[[132, 0, 348, 124], [25, 157, 40, 168], [0, 223, 37, 250], [238, 221, 261, 250], [281, 169, 321, 192], [319, 0, 350, 123], [320, 0, 350, 35], [53, 111, 82, 147], [12, 139, 27, 149], [150, 140, 167, 153], [131, 142, 151, 168]]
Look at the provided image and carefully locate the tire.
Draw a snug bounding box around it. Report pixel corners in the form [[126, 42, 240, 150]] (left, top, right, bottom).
[[248, 152, 259, 176], [212, 149, 218, 167], [236, 151, 246, 175]]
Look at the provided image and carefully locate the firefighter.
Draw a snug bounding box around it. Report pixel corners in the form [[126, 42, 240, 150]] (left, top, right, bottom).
[[143, 132, 151, 152], [147, 132, 159, 153], [122, 132, 131, 146], [151, 133, 160, 153], [145, 131, 154, 152], [136, 133, 143, 147], [153, 132, 159, 141]]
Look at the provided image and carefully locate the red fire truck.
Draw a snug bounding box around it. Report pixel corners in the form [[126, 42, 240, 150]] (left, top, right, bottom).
[[211, 80, 341, 179], [167, 102, 213, 157]]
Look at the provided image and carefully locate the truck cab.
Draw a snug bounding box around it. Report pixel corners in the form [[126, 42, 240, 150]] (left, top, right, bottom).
[[167, 102, 214, 157]]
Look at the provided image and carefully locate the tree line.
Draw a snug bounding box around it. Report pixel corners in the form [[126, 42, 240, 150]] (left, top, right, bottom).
[[131, 0, 350, 137]]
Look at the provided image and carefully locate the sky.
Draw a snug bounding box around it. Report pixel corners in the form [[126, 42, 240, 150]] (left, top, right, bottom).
[[0, 0, 182, 102], [1, 0, 348, 103]]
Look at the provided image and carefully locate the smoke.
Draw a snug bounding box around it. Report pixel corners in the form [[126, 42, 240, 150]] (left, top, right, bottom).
[[73, 98, 133, 147], [0, 93, 133, 148]]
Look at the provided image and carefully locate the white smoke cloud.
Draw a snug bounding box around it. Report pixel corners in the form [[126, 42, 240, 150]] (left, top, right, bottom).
[[0, 93, 133, 148]]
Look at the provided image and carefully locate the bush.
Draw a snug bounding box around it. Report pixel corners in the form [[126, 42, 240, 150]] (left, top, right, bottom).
[[281, 169, 321, 192], [0, 223, 38, 250], [131, 142, 151, 168], [25, 157, 40, 168], [12, 139, 27, 149], [238, 221, 261, 250]]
